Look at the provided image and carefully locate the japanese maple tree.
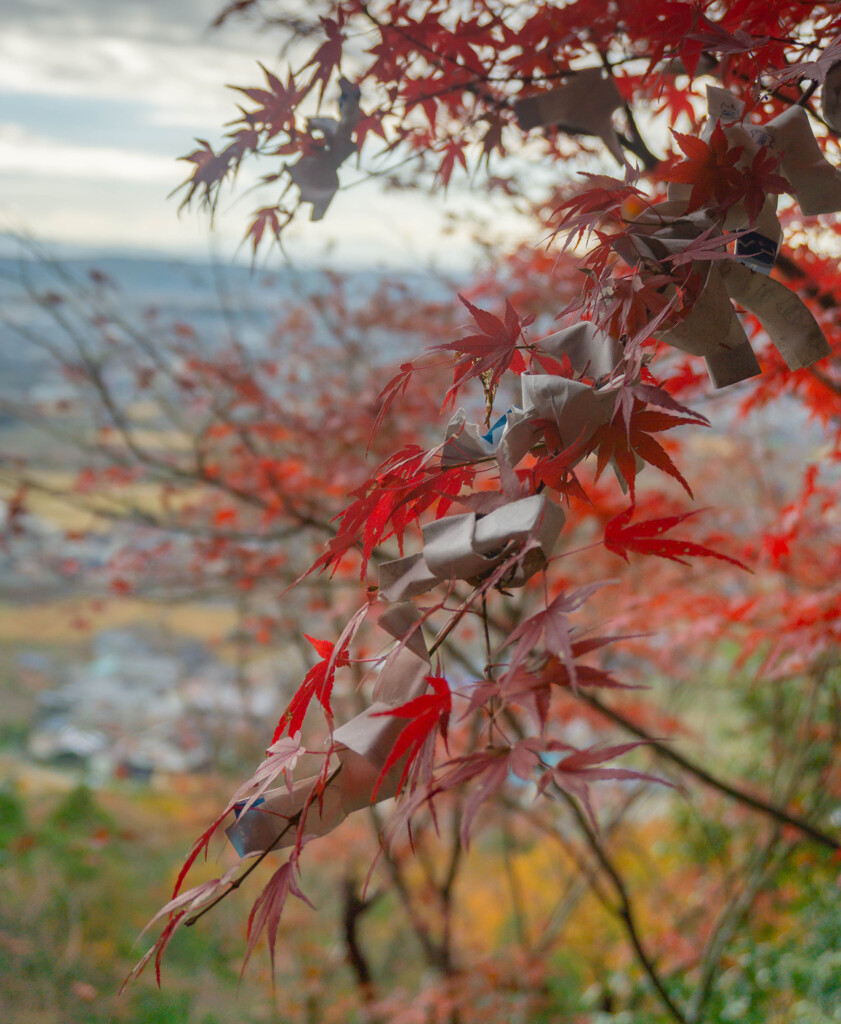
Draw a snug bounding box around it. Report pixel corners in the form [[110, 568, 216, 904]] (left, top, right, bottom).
[[7, 1, 841, 1021]]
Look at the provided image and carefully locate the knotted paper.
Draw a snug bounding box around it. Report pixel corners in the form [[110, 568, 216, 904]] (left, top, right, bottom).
[[514, 68, 626, 163], [227, 604, 432, 856], [287, 77, 361, 220], [378, 494, 565, 604]]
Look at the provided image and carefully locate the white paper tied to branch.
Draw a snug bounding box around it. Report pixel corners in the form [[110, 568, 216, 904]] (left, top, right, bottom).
[[656, 264, 762, 389], [655, 257, 830, 387], [442, 322, 621, 470], [378, 494, 565, 604], [698, 85, 841, 217], [287, 77, 361, 221], [226, 604, 432, 856], [718, 261, 832, 370], [822, 62, 841, 132], [513, 67, 626, 164]]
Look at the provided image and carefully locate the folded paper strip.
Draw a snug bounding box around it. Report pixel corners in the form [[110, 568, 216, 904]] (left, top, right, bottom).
[[227, 604, 431, 856], [614, 85, 835, 387], [442, 322, 621, 468], [378, 494, 566, 603], [514, 67, 626, 164], [287, 77, 361, 221]]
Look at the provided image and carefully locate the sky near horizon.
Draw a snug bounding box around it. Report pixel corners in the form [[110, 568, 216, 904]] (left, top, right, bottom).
[[0, 0, 525, 270]]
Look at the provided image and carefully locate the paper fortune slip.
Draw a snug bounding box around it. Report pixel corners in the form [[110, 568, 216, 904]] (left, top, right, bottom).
[[227, 604, 432, 856], [514, 67, 626, 163]]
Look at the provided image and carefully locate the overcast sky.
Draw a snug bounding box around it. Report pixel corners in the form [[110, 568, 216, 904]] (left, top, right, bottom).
[[0, 0, 518, 268]]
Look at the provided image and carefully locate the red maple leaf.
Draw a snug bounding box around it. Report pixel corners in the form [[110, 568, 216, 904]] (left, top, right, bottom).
[[243, 856, 313, 976], [371, 675, 452, 796], [303, 16, 344, 104], [275, 635, 351, 738], [502, 582, 615, 688], [661, 122, 744, 213], [604, 505, 750, 569], [588, 399, 705, 498], [736, 147, 792, 224], [435, 294, 534, 401], [233, 64, 300, 136], [541, 740, 672, 827]]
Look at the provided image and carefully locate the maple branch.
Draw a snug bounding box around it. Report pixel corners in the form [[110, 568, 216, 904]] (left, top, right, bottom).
[[368, 803, 452, 972], [688, 832, 792, 1022], [554, 785, 690, 1024], [599, 51, 660, 171], [341, 876, 380, 1003], [578, 692, 841, 852], [184, 764, 344, 929], [183, 815, 299, 929]]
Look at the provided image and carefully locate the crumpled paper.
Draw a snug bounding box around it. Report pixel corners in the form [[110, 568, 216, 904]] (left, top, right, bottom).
[[442, 322, 621, 468], [287, 77, 361, 220], [226, 604, 431, 856], [378, 494, 565, 603], [514, 67, 626, 164], [675, 85, 841, 217], [822, 62, 841, 132], [613, 162, 830, 385]]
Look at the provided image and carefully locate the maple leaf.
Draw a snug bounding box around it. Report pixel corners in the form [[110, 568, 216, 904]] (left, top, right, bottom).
[[232, 64, 300, 136], [541, 739, 671, 828], [604, 504, 750, 569], [687, 17, 769, 58], [371, 674, 452, 796], [589, 399, 704, 498], [428, 740, 544, 847], [303, 16, 344, 104], [370, 361, 418, 443], [502, 582, 615, 688], [242, 855, 314, 977], [435, 294, 534, 402], [735, 147, 792, 225], [174, 140, 233, 211], [551, 170, 645, 250], [244, 206, 291, 256], [306, 444, 474, 579], [436, 138, 468, 186], [630, 382, 710, 423], [275, 635, 350, 738], [661, 122, 744, 213], [767, 35, 841, 85]]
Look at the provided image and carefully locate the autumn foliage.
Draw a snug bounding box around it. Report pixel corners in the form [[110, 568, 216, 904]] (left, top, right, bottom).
[[8, 1, 841, 1021]]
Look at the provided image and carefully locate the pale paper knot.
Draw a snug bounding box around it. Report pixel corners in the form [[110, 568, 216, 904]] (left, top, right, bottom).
[[378, 494, 565, 604], [442, 321, 621, 469], [287, 77, 362, 221], [226, 603, 432, 856], [514, 67, 626, 164]]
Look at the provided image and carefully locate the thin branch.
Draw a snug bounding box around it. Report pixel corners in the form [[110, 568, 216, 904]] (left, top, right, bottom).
[[555, 786, 689, 1024], [579, 691, 840, 852]]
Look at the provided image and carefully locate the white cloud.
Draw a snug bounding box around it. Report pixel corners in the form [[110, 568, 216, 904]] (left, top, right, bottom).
[[0, 123, 181, 182], [0, 29, 280, 130], [0, 0, 536, 267]]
